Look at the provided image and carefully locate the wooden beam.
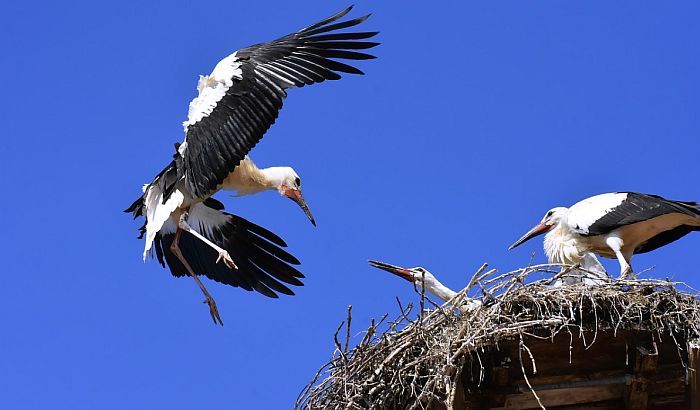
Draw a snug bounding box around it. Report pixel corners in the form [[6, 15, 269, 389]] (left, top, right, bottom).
[[493, 365, 511, 387], [488, 365, 513, 407], [498, 383, 624, 409], [625, 344, 658, 410], [690, 341, 700, 410]]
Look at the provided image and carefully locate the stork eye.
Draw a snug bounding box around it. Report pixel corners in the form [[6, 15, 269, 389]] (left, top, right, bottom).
[[295, 177, 301, 186], [545, 210, 554, 218]]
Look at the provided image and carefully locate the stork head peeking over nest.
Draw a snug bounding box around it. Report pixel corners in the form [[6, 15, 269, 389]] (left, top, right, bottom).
[[368, 260, 482, 312]]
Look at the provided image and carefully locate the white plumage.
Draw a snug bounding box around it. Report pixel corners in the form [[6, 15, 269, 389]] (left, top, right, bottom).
[[183, 52, 243, 132], [143, 185, 184, 259], [511, 192, 700, 279], [368, 260, 482, 313], [126, 6, 377, 324], [565, 193, 627, 235]]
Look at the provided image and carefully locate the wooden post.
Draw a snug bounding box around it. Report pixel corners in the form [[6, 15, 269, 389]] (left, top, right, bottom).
[[690, 341, 700, 410], [625, 344, 658, 410]]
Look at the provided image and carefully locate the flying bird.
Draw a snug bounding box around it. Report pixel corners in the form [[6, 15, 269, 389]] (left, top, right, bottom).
[[509, 192, 700, 278], [368, 260, 481, 312], [126, 6, 378, 323]]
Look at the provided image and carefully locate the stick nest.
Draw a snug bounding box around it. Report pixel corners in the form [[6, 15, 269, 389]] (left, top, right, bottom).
[[296, 264, 700, 409]]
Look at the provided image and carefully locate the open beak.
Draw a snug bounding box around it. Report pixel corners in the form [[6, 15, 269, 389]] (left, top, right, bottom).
[[284, 188, 316, 226], [509, 222, 551, 250], [368, 260, 414, 282]]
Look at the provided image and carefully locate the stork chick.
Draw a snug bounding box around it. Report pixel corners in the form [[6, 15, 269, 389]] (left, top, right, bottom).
[[510, 192, 700, 278], [368, 260, 481, 312]]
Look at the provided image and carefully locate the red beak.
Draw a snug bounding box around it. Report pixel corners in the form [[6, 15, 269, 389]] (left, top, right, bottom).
[[368, 260, 415, 282], [283, 188, 316, 226], [509, 222, 551, 250]]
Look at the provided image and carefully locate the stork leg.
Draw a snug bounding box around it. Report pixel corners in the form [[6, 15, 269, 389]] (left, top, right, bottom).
[[170, 228, 223, 326], [178, 211, 237, 270], [605, 236, 634, 279], [615, 252, 634, 279]]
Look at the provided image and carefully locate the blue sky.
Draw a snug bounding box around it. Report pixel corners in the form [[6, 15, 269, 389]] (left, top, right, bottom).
[[1, 1, 699, 408]]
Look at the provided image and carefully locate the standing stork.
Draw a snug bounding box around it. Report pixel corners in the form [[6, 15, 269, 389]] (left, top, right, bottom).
[[126, 6, 378, 323], [509, 192, 700, 278], [368, 260, 482, 312]]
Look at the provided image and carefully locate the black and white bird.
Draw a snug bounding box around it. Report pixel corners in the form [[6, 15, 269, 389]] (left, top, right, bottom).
[[509, 192, 700, 278], [368, 260, 481, 312], [125, 6, 378, 324], [130, 197, 305, 325]]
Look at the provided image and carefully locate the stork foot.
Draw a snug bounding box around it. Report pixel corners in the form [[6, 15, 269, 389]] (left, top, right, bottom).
[[203, 295, 223, 326], [619, 265, 634, 280], [216, 251, 238, 270]]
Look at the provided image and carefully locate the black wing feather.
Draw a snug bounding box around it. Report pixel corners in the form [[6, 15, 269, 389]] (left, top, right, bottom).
[[306, 31, 379, 42], [154, 205, 304, 298], [303, 14, 371, 36], [299, 5, 354, 32], [634, 225, 700, 254], [181, 7, 378, 198], [585, 192, 700, 237]]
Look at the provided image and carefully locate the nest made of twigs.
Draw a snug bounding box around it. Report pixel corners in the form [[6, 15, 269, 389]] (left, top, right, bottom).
[[296, 264, 700, 410]]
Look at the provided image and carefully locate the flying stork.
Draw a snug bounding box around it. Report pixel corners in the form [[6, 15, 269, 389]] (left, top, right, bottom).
[[126, 6, 378, 324], [368, 260, 482, 312], [509, 192, 700, 278]]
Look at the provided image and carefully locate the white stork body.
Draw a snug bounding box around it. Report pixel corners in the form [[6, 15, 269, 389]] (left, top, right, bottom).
[[368, 260, 482, 313], [126, 6, 378, 324], [510, 192, 700, 278], [139, 155, 311, 262]]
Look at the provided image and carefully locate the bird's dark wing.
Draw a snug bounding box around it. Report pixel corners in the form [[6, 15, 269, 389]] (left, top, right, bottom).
[[124, 145, 183, 218], [153, 202, 304, 298], [180, 6, 378, 198], [584, 192, 700, 237], [634, 225, 700, 254]]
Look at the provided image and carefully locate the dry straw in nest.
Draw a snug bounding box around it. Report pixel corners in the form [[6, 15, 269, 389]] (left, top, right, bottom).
[[296, 264, 700, 409]]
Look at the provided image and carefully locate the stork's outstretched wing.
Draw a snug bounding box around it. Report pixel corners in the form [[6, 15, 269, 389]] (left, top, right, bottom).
[[179, 6, 379, 198], [152, 200, 304, 298]]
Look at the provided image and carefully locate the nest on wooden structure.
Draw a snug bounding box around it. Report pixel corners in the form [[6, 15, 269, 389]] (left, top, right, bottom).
[[295, 263, 700, 410]]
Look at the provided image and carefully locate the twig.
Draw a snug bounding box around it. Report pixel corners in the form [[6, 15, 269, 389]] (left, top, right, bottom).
[[519, 333, 545, 410], [345, 305, 352, 353]]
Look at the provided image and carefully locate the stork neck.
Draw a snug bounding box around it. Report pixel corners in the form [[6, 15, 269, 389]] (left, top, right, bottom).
[[220, 157, 277, 195], [259, 167, 290, 191], [420, 277, 457, 302]]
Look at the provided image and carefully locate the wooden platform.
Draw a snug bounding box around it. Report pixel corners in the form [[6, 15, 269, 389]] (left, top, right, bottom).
[[450, 330, 699, 410]]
